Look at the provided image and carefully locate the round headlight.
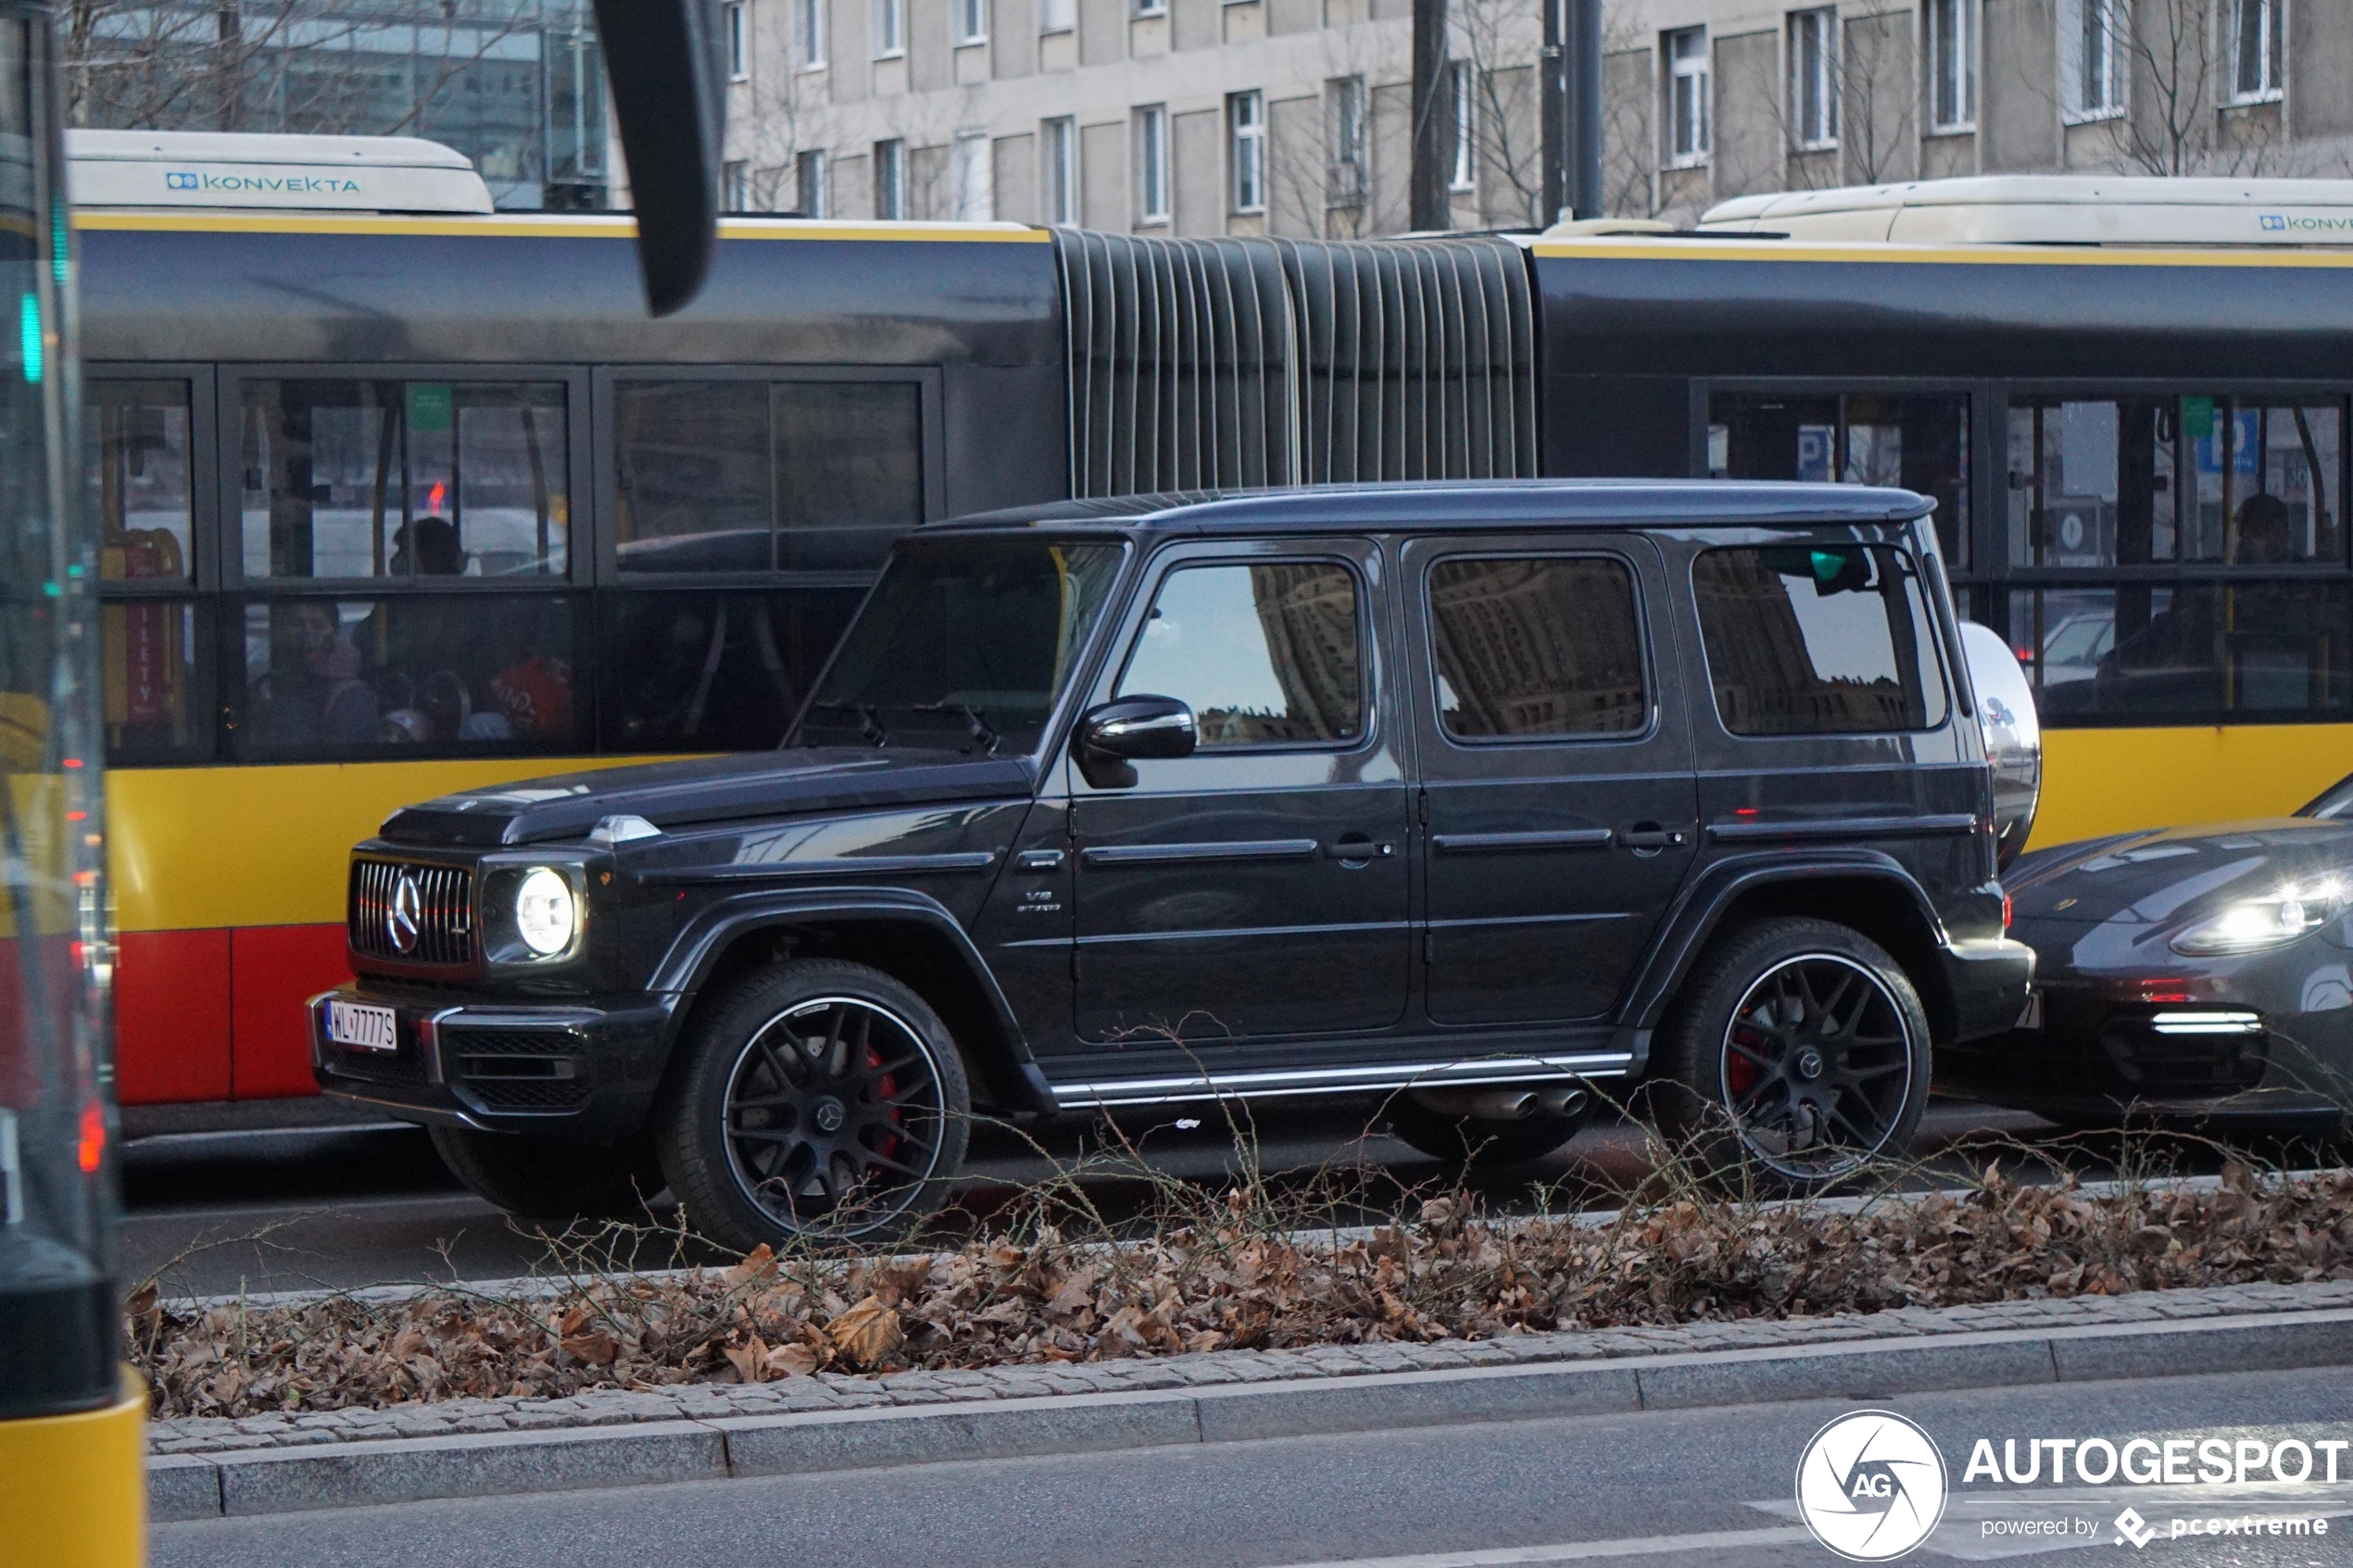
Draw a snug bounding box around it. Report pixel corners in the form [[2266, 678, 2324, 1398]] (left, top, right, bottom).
[[514, 867, 577, 957]]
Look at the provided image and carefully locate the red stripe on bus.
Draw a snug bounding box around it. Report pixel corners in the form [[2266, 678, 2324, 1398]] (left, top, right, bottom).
[[117, 928, 231, 1105], [230, 924, 352, 1100]]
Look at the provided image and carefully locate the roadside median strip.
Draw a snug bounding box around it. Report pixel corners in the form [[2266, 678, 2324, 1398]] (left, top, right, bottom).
[[150, 1276, 2353, 1522]]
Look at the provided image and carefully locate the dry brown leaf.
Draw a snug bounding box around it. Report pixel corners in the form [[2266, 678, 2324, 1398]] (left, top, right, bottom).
[[825, 1295, 903, 1365]]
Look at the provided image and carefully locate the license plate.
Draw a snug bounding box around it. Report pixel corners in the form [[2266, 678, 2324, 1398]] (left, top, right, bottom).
[[326, 1000, 398, 1052]]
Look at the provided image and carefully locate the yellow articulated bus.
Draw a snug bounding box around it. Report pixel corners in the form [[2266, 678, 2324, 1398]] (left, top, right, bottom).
[[85, 148, 2353, 1113]]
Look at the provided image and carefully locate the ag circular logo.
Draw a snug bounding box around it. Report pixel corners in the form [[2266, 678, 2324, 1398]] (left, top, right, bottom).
[[1795, 1410, 1948, 1561]]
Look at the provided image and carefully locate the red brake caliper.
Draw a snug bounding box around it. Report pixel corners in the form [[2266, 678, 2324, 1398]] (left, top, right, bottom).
[[868, 1044, 902, 1161], [1726, 1009, 1764, 1099]]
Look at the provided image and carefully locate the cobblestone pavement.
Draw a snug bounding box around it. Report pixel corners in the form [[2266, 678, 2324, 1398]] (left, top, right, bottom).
[[149, 1276, 2353, 1458]]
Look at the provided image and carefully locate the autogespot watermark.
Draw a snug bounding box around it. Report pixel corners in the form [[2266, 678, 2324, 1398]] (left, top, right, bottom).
[[1793, 1413, 2347, 1559], [1795, 1411, 1950, 1561]]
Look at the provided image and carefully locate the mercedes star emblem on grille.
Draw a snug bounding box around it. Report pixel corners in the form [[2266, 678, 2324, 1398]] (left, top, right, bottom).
[[387, 872, 423, 955]]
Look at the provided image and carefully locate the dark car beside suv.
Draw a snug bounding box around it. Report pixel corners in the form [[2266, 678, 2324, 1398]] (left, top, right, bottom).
[[311, 481, 2032, 1247]]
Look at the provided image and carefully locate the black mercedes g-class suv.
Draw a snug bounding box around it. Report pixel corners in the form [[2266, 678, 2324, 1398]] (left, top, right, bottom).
[[312, 481, 2032, 1248]]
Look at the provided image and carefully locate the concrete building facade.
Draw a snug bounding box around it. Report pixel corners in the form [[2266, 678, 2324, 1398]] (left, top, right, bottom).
[[715, 0, 2353, 233]]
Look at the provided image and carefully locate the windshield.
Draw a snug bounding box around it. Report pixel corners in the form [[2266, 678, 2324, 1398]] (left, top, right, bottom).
[[795, 538, 1126, 754]]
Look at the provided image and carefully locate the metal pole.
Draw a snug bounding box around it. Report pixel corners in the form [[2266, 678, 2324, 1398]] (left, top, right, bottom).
[[1540, 0, 1564, 227], [1409, 0, 1451, 231], [1569, 0, 1603, 220]]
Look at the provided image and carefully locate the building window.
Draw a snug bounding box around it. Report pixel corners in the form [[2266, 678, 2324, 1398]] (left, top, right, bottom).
[[725, 2, 748, 79], [723, 158, 751, 210], [1043, 117, 1078, 224], [1136, 105, 1169, 222], [796, 149, 827, 216], [1787, 7, 1837, 148], [798, 0, 827, 68], [1328, 76, 1366, 208], [875, 138, 906, 218], [1230, 90, 1265, 213], [1040, 0, 1075, 31], [1925, 0, 1975, 131], [873, 0, 904, 56], [951, 131, 993, 220], [1666, 28, 1709, 165], [1134, 0, 1167, 18], [955, 0, 988, 44], [1449, 61, 1476, 190], [2231, 0, 2283, 102], [2060, 0, 2122, 119]]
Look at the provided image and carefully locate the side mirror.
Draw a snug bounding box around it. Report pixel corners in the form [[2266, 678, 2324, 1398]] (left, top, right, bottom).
[[591, 0, 723, 317], [1076, 695, 1195, 789]]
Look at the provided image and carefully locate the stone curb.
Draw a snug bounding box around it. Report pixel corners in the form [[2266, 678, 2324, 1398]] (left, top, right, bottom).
[[151, 1287, 2353, 1523]]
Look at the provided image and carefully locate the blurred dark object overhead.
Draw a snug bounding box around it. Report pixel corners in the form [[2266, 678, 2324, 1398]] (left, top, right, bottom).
[[592, 0, 723, 317]]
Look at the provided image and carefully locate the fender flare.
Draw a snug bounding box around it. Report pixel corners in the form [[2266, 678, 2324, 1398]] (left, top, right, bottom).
[[648, 884, 1055, 1113], [1618, 849, 1952, 1064]]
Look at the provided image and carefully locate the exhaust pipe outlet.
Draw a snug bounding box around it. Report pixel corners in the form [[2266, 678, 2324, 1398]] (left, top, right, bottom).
[[1409, 1085, 1588, 1122]]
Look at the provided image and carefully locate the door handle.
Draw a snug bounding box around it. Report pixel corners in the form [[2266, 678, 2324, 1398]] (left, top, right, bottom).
[[1330, 833, 1394, 868], [1617, 822, 1690, 850]]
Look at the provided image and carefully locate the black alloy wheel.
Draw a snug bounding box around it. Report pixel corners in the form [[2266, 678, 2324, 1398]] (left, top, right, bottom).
[[659, 959, 970, 1250], [1717, 953, 1914, 1179], [1652, 918, 1931, 1192]]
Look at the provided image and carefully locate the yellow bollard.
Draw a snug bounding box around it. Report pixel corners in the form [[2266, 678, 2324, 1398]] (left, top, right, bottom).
[[0, 1372, 146, 1568]]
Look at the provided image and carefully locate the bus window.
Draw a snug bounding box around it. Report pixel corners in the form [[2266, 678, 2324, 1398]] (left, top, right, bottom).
[[231, 594, 585, 759], [776, 383, 922, 571], [239, 381, 570, 581], [614, 380, 923, 573], [600, 589, 862, 751], [2007, 396, 2344, 570], [2014, 583, 2353, 721], [1707, 391, 1969, 567], [88, 380, 193, 582], [101, 601, 208, 765]]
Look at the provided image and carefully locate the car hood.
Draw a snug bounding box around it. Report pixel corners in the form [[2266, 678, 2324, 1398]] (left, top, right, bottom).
[[2005, 818, 2353, 936], [378, 747, 1038, 847]]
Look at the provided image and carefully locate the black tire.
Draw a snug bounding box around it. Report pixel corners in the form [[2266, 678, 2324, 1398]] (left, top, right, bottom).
[[655, 958, 971, 1251], [427, 1124, 665, 1224], [1649, 918, 1931, 1193], [1386, 1091, 1592, 1167]]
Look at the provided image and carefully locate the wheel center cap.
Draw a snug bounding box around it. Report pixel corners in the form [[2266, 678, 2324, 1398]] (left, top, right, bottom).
[[1793, 1047, 1827, 1081], [812, 1097, 847, 1134]]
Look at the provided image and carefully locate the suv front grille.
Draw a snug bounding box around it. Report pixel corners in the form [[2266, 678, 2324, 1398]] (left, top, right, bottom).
[[349, 859, 475, 965]]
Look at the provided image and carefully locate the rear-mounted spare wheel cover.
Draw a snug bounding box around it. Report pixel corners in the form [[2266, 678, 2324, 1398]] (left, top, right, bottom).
[[1960, 621, 2041, 868]]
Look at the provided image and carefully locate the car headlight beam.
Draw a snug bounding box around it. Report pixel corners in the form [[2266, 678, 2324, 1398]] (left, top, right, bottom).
[[2171, 875, 2351, 957], [514, 867, 578, 957]]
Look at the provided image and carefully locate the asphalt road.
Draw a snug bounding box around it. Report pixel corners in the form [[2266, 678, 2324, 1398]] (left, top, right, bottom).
[[120, 1097, 2279, 1298], [153, 1364, 2353, 1567]]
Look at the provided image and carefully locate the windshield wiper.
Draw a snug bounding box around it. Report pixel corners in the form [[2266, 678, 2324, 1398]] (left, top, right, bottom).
[[803, 700, 889, 746], [910, 701, 1001, 756]]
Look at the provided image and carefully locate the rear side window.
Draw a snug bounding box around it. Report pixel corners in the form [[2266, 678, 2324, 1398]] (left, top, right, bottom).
[[1116, 560, 1362, 746], [1426, 557, 1647, 739], [1692, 545, 1949, 735]]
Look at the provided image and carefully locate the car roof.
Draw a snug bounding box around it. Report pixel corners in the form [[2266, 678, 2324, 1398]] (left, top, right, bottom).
[[929, 479, 1934, 537]]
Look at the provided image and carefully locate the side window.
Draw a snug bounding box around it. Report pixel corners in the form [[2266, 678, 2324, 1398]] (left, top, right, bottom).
[[613, 379, 923, 572], [231, 594, 587, 761], [1692, 546, 1950, 736], [1117, 560, 1362, 747], [1707, 392, 1971, 570], [240, 380, 569, 580], [1427, 556, 1647, 739], [92, 378, 209, 764], [601, 589, 865, 752], [90, 379, 194, 582]]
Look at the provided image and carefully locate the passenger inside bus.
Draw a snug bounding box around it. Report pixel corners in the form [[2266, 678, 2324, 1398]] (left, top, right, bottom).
[[248, 601, 379, 746]]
